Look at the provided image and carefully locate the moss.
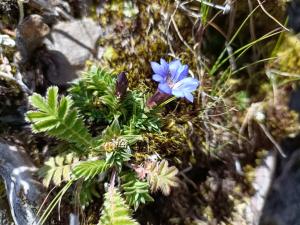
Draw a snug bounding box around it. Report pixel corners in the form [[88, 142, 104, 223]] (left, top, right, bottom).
[[275, 34, 300, 74]]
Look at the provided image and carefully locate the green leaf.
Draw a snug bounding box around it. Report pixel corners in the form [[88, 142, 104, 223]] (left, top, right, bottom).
[[32, 117, 58, 132], [106, 147, 132, 169], [98, 187, 139, 225], [47, 86, 58, 112], [26, 111, 49, 122], [102, 117, 121, 141], [120, 135, 142, 145], [30, 93, 50, 113], [121, 172, 153, 210], [73, 160, 108, 181], [39, 153, 79, 187], [69, 67, 119, 123], [57, 96, 70, 119], [26, 86, 94, 149], [79, 180, 101, 206]]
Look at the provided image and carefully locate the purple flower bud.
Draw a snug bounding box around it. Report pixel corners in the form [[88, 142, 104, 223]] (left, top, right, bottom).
[[146, 90, 171, 108], [115, 72, 128, 99]]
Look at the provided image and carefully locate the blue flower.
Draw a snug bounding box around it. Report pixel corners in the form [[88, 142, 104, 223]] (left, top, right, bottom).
[[151, 59, 200, 102]]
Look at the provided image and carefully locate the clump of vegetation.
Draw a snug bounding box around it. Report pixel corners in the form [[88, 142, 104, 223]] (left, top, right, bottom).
[[26, 59, 199, 224], [1, 0, 298, 224], [92, 1, 300, 223]]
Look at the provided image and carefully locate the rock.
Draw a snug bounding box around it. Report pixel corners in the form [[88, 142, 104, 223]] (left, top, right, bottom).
[[36, 49, 77, 86], [0, 0, 18, 25], [0, 140, 45, 225], [259, 144, 300, 225], [245, 152, 276, 225], [289, 88, 300, 114], [27, 0, 56, 12], [15, 15, 101, 90], [15, 14, 88, 90], [288, 0, 300, 33], [16, 14, 50, 62], [0, 35, 15, 47], [0, 78, 27, 127], [45, 18, 102, 67]]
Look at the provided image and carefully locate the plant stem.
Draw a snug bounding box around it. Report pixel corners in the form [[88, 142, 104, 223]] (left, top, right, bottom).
[[17, 0, 24, 24], [109, 168, 117, 190]]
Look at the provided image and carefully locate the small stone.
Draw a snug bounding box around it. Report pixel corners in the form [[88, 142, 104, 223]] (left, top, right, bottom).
[[254, 111, 265, 122], [16, 14, 50, 63], [0, 35, 15, 47]]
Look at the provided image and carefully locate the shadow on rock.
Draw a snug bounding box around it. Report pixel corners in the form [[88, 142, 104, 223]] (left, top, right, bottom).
[[259, 87, 300, 225], [15, 14, 102, 93], [0, 139, 46, 225]]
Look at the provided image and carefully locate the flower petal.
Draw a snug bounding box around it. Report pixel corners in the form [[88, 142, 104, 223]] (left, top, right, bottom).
[[171, 88, 185, 97], [158, 82, 172, 94], [151, 62, 165, 76], [184, 92, 194, 102], [160, 58, 169, 72], [169, 59, 181, 79], [173, 65, 189, 83], [152, 74, 165, 82], [172, 77, 200, 92]]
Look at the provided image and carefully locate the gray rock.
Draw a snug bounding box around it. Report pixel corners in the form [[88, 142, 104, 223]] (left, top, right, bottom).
[[45, 18, 102, 67], [37, 49, 77, 86], [245, 152, 276, 225], [259, 149, 300, 225], [0, 140, 45, 225]]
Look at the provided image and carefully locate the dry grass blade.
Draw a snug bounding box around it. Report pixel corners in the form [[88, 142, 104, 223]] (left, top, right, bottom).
[[256, 0, 289, 31]]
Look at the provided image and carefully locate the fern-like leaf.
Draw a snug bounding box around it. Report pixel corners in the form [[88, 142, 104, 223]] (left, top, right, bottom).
[[122, 91, 160, 134], [147, 160, 179, 196], [73, 160, 108, 181], [121, 172, 153, 210], [69, 67, 120, 123], [39, 153, 79, 187], [98, 187, 139, 225], [26, 86, 94, 149], [106, 147, 132, 169], [78, 180, 101, 206], [102, 117, 121, 141]]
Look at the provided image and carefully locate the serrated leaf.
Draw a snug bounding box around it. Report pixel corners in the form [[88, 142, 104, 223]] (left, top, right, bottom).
[[69, 67, 119, 123], [147, 160, 179, 196], [121, 172, 153, 210], [106, 147, 132, 169], [26, 86, 94, 149], [39, 154, 78, 187], [102, 117, 121, 141], [121, 135, 143, 145], [29, 93, 49, 113], [26, 111, 49, 122], [57, 97, 69, 119], [98, 187, 139, 225], [73, 160, 108, 181], [32, 118, 58, 132], [47, 86, 58, 112], [79, 180, 100, 206]]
